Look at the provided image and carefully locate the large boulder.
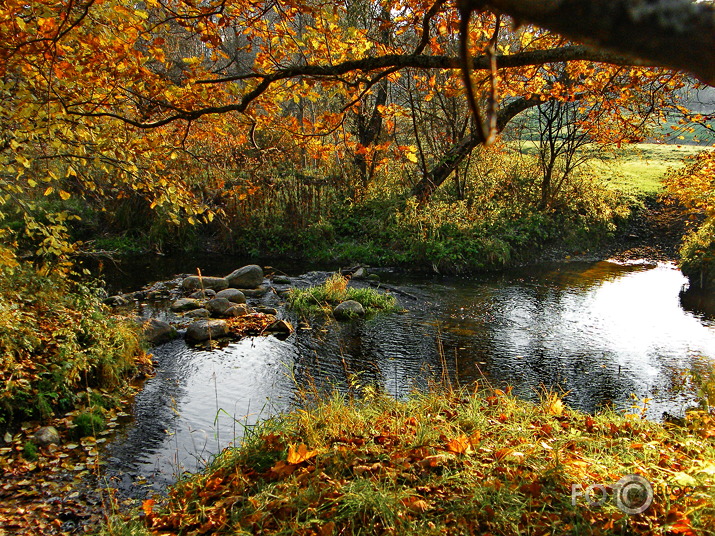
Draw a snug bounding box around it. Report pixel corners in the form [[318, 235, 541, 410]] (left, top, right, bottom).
[[185, 319, 229, 343], [333, 300, 365, 320], [216, 288, 246, 303], [226, 265, 263, 289], [143, 318, 177, 345], [171, 298, 202, 312], [206, 297, 232, 316], [181, 276, 229, 292]]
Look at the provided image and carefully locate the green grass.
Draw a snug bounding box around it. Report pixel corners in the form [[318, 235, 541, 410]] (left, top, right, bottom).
[[116, 387, 715, 535], [589, 143, 707, 196], [517, 141, 707, 196], [288, 273, 397, 316]]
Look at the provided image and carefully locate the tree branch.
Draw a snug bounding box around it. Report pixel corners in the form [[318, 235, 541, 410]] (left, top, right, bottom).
[[67, 45, 649, 129], [471, 0, 715, 85]]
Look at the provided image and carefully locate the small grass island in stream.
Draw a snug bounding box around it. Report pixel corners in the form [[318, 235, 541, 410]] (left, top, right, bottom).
[[108, 387, 715, 536], [288, 273, 397, 318]]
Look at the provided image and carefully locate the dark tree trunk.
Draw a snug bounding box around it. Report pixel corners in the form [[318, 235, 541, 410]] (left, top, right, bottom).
[[354, 79, 388, 188]]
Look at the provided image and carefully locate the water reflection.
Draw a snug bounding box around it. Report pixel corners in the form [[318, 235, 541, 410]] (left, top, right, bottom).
[[104, 260, 715, 495]]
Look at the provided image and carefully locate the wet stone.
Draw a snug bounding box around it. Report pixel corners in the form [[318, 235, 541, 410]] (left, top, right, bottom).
[[34, 426, 60, 446], [185, 319, 229, 343], [215, 288, 246, 303], [171, 298, 201, 312]]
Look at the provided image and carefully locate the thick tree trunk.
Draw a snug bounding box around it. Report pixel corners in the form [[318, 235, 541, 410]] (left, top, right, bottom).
[[411, 96, 543, 203], [355, 79, 388, 189], [473, 0, 715, 85]]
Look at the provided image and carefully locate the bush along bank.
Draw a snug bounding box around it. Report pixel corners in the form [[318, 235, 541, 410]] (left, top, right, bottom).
[[0, 264, 151, 432], [225, 194, 630, 274], [109, 387, 715, 536], [0, 263, 153, 533]]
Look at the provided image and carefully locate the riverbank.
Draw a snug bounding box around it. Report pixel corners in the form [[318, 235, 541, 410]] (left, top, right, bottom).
[[6, 253, 712, 534], [535, 195, 689, 265], [0, 268, 151, 535], [106, 387, 715, 535]]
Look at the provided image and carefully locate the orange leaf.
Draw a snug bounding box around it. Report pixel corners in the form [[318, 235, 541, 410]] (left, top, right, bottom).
[[546, 395, 565, 416], [446, 435, 470, 454], [270, 460, 297, 478], [286, 443, 317, 464], [142, 499, 155, 518]]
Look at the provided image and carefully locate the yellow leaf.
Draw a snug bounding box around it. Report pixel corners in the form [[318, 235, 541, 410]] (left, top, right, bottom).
[[286, 443, 317, 464], [59, 190, 71, 200], [406, 152, 418, 163], [44, 187, 54, 196], [546, 395, 564, 416]]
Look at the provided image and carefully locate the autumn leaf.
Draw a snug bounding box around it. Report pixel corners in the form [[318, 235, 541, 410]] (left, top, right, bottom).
[[445, 432, 480, 454], [400, 496, 431, 512], [270, 460, 297, 478], [142, 499, 155, 520], [546, 394, 565, 416], [286, 443, 317, 464]]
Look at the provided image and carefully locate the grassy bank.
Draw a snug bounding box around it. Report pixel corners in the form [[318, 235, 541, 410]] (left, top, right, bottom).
[[106, 387, 715, 535]]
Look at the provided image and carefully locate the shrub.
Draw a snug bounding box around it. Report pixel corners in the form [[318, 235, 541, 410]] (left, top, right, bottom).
[[22, 441, 38, 461], [0, 264, 146, 427], [679, 220, 715, 290], [72, 411, 106, 439]]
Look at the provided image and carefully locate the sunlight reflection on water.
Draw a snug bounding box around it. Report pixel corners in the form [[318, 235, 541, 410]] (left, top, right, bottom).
[[103, 260, 715, 496]]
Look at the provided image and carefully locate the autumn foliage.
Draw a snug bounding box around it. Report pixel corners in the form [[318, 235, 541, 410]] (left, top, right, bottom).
[[0, 0, 692, 265], [665, 150, 715, 289]]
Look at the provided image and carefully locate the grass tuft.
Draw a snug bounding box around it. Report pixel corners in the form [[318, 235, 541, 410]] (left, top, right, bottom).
[[288, 273, 397, 316]]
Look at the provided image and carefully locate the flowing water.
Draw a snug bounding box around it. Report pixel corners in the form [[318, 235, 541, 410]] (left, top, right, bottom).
[[99, 258, 715, 497]]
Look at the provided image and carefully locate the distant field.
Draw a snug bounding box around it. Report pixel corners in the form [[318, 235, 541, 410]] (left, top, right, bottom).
[[590, 143, 707, 196], [516, 141, 707, 196]]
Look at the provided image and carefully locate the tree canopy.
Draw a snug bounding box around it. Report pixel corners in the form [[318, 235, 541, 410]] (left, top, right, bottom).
[[0, 0, 710, 268]]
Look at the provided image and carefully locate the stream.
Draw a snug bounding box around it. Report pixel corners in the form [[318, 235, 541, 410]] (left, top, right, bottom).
[[97, 258, 715, 497]]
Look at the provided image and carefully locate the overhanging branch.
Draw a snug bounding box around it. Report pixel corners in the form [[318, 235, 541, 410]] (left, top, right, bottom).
[[471, 0, 715, 85], [67, 45, 651, 129]]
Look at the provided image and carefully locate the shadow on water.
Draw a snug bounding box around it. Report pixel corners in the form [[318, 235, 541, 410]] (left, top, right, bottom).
[[99, 258, 715, 497]]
